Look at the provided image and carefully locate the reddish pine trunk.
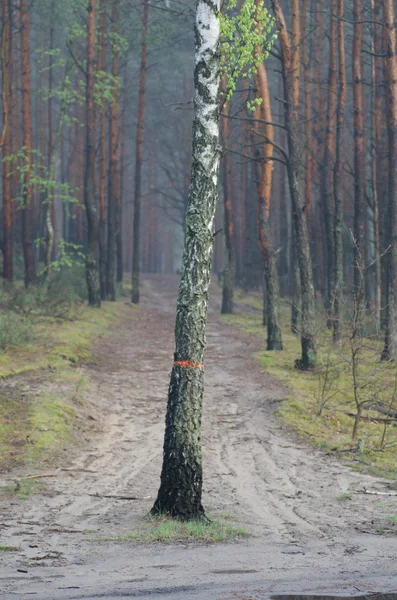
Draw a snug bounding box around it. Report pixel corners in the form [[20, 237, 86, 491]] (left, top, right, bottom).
[[1, 0, 13, 282], [99, 0, 107, 299], [352, 0, 366, 292], [254, 57, 283, 350], [272, 0, 317, 369], [107, 0, 121, 300]]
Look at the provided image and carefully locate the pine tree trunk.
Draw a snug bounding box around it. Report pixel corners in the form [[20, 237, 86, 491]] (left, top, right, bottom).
[[382, 0, 397, 360], [1, 0, 13, 282], [84, 0, 101, 307], [372, 0, 382, 330], [254, 51, 282, 350], [301, 0, 312, 231], [117, 69, 128, 284], [152, 0, 221, 519], [20, 0, 36, 286], [220, 102, 235, 314], [99, 0, 107, 299], [44, 3, 55, 273], [132, 0, 149, 304], [107, 0, 121, 301], [352, 0, 366, 293], [333, 0, 346, 341], [272, 0, 316, 369], [321, 0, 337, 325], [311, 0, 325, 295]]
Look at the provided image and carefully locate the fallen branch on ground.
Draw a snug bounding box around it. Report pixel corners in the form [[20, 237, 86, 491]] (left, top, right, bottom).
[[12, 473, 57, 482], [361, 488, 397, 496]]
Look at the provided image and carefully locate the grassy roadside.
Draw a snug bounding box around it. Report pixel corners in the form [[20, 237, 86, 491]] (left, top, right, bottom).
[[95, 515, 248, 545], [0, 301, 135, 477], [222, 289, 397, 480]]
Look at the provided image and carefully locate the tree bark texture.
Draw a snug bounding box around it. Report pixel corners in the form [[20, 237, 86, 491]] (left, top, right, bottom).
[[321, 0, 337, 323], [352, 0, 366, 293], [107, 0, 121, 301], [301, 0, 312, 229], [99, 0, 107, 299], [132, 0, 149, 304], [20, 0, 36, 286], [332, 0, 346, 341], [152, 0, 221, 519], [1, 0, 13, 282], [382, 0, 397, 360], [84, 0, 101, 307], [272, 0, 316, 369], [220, 100, 235, 314], [254, 45, 282, 351]]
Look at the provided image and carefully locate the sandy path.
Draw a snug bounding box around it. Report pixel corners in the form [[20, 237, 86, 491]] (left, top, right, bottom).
[[0, 275, 396, 599]]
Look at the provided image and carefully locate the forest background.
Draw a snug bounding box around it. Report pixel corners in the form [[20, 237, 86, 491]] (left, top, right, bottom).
[[1, 0, 397, 483]]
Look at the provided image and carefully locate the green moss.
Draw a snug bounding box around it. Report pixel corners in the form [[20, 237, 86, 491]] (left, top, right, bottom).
[[0, 546, 20, 552], [96, 515, 249, 545], [0, 302, 135, 471], [0, 302, 131, 377]]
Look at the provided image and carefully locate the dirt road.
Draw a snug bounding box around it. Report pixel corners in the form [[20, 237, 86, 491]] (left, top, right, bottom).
[[1, 275, 396, 599]]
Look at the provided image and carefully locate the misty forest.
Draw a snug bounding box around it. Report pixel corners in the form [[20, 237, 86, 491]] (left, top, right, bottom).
[[0, 0, 397, 598]]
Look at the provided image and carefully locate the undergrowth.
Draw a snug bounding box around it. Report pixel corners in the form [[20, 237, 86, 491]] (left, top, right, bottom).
[[0, 270, 135, 473], [222, 290, 397, 480]]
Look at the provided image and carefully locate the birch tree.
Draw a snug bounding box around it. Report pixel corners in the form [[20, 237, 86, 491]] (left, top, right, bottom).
[[152, 0, 273, 519]]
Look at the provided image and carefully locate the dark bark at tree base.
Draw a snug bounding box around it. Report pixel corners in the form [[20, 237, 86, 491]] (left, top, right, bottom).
[[86, 250, 101, 308], [151, 365, 205, 521], [295, 334, 316, 370], [267, 324, 283, 351], [131, 274, 140, 304], [221, 268, 234, 314], [99, 222, 107, 300]]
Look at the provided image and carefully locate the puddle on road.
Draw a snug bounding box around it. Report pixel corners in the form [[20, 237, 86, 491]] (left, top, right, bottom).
[[272, 595, 397, 600]]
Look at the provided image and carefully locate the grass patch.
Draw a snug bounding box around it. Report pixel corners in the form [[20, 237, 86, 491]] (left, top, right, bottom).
[[96, 515, 249, 545], [0, 545, 20, 552], [222, 293, 397, 480], [0, 300, 135, 471], [0, 479, 44, 499], [336, 491, 352, 501], [387, 515, 397, 525], [0, 301, 130, 378]]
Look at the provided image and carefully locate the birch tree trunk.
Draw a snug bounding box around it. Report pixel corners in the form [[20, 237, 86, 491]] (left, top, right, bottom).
[[152, 0, 221, 519]]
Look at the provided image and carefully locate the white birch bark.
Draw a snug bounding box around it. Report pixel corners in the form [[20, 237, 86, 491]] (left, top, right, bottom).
[[152, 0, 221, 519]]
